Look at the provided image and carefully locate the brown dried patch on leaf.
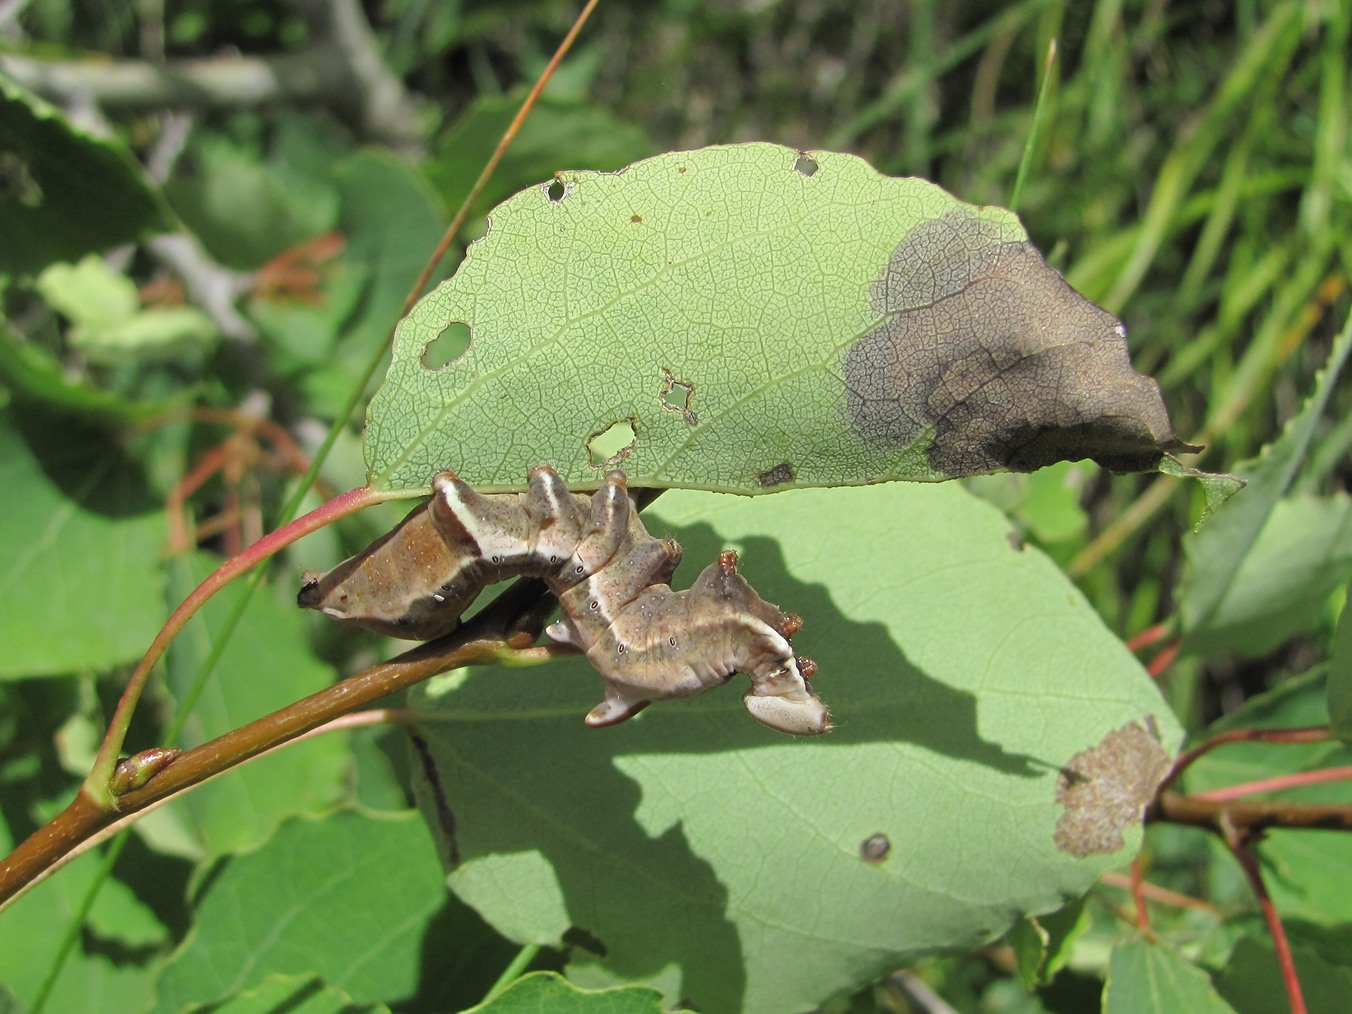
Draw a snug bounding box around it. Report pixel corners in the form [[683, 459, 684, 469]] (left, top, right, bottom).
[[843, 211, 1198, 476], [1053, 720, 1171, 858], [757, 462, 795, 487]]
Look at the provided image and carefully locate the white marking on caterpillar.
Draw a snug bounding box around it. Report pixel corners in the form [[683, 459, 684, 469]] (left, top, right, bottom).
[[298, 466, 830, 735]]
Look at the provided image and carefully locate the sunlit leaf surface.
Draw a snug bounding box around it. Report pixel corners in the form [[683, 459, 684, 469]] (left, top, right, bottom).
[[366, 143, 1193, 493]]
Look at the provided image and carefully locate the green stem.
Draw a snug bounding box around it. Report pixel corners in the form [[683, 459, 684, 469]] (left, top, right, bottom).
[[485, 943, 542, 1002], [84, 483, 396, 802], [29, 834, 129, 1014], [1008, 38, 1057, 213]]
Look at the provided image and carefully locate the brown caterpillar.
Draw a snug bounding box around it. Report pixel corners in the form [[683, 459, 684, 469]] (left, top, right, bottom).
[[298, 465, 831, 735]]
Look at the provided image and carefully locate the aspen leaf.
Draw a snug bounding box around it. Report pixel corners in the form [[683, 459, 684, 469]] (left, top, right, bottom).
[[364, 143, 1209, 495]]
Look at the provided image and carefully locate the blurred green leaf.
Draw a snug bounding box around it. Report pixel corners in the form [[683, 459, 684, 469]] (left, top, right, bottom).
[[1215, 931, 1352, 1014], [206, 973, 391, 1014], [151, 810, 450, 1013], [0, 78, 169, 275], [330, 152, 447, 356], [249, 150, 447, 413], [36, 256, 139, 331], [366, 143, 1196, 494], [37, 255, 217, 362], [426, 93, 654, 225], [76, 305, 217, 362], [163, 553, 349, 858], [1019, 461, 1091, 544], [1184, 671, 1352, 925], [0, 409, 166, 677], [0, 845, 165, 1011], [1329, 583, 1352, 741], [1181, 312, 1352, 647], [466, 972, 667, 1014], [1102, 939, 1237, 1013], [1007, 895, 1089, 989], [163, 127, 338, 270], [1182, 495, 1352, 657], [408, 480, 1180, 1012], [0, 319, 187, 422]]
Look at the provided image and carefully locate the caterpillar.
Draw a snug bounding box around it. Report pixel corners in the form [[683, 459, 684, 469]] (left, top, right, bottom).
[[298, 465, 831, 735]]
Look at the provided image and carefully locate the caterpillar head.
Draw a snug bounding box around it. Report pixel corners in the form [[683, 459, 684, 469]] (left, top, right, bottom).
[[742, 658, 831, 735]]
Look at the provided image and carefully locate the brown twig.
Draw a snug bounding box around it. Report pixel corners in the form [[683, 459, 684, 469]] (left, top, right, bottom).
[[1098, 871, 1223, 916], [1195, 765, 1352, 803], [1148, 790, 1352, 833], [1223, 826, 1307, 1014], [1146, 638, 1181, 679], [1158, 726, 1331, 793], [1128, 854, 1152, 932], [0, 577, 557, 910], [1125, 622, 1170, 652], [84, 484, 404, 805]]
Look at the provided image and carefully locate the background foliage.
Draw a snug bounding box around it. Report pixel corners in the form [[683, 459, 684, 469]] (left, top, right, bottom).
[[1, 0, 1351, 1012]]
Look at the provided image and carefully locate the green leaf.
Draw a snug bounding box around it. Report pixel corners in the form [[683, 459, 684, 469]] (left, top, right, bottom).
[[407, 481, 1180, 1013], [0, 845, 165, 1011], [331, 152, 448, 359], [0, 317, 188, 422], [151, 810, 450, 1013], [0, 409, 166, 677], [465, 972, 667, 1014], [37, 255, 218, 362], [36, 255, 140, 331], [426, 93, 654, 227], [1215, 931, 1352, 1014], [1006, 895, 1089, 989], [1102, 938, 1237, 1014], [1180, 310, 1352, 645], [252, 152, 448, 411], [162, 128, 337, 270], [1329, 581, 1352, 741], [1157, 453, 1246, 529], [1181, 494, 1352, 657], [0, 77, 168, 275], [204, 973, 391, 1014], [162, 554, 350, 857], [1184, 670, 1352, 925], [364, 143, 1195, 493]]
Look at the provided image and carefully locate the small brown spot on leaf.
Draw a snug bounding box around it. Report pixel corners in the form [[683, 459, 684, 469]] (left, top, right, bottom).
[[1054, 720, 1171, 858], [757, 462, 795, 487], [630, 213, 643, 224], [842, 210, 1198, 476], [860, 833, 890, 862]]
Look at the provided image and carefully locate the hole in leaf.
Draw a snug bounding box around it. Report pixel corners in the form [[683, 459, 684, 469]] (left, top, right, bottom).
[[658, 368, 698, 426], [0, 152, 42, 207], [793, 154, 819, 177], [545, 178, 567, 203], [421, 321, 471, 369], [586, 417, 637, 468]]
